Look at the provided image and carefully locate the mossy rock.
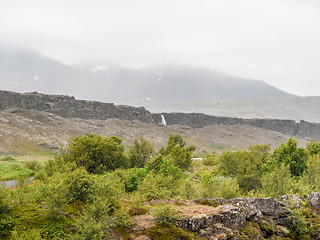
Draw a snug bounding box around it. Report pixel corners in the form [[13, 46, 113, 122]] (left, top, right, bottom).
[[146, 223, 206, 240]]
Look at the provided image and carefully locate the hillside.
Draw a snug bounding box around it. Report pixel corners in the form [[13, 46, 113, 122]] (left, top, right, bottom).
[[0, 108, 299, 155], [0, 45, 294, 104], [4, 45, 320, 123], [1, 90, 320, 140]]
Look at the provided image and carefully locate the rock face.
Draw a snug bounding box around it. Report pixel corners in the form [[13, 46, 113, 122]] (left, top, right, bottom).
[[153, 112, 320, 139], [308, 192, 320, 211], [0, 90, 154, 124], [177, 194, 320, 239], [1, 90, 320, 139]]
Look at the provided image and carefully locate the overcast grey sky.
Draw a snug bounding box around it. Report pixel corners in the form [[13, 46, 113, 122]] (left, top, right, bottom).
[[1, 0, 320, 96]]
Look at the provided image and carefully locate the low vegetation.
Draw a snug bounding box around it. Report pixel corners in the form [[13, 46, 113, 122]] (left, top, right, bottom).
[[1, 134, 320, 239]]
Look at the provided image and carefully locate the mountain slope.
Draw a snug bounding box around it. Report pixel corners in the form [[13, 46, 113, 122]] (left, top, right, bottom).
[[0, 108, 303, 155], [0, 45, 89, 97], [0, 45, 294, 104]]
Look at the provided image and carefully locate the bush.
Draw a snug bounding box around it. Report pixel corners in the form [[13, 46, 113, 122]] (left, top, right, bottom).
[[40, 168, 125, 219], [153, 205, 180, 224], [60, 133, 128, 173], [138, 173, 175, 200], [0, 190, 9, 215], [260, 163, 295, 198], [25, 160, 41, 171], [71, 196, 115, 240], [287, 208, 308, 237], [217, 144, 270, 193], [1, 156, 16, 161], [176, 177, 199, 199], [272, 137, 308, 176], [162, 134, 196, 170], [128, 136, 154, 168], [113, 207, 134, 228], [112, 168, 148, 193], [202, 151, 217, 166], [199, 171, 240, 199], [300, 155, 320, 192], [64, 169, 95, 203]]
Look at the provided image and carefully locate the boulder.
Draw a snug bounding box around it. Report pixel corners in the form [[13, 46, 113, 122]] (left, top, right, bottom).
[[308, 192, 320, 211]]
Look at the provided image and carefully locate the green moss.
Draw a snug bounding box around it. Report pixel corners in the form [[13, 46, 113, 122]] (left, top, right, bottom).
[[114, 227, 132, 240], [194, 199, 219, 207], [146, 223, 205, 240], [239, 222, 261, 239], [259, 220, 276, 238]]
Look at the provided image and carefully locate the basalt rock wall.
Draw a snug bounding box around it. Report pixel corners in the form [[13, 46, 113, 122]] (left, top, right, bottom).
[[1, 90, 320, 139], [0, 90, 154, 123], [152, 113, 320, 139]]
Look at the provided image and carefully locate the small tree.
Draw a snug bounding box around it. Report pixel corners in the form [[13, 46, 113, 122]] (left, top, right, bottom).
[[218, 144, 270, 192], [272, 138, 307, 176], [60, 134, 127, 173], [162, 134, 195, 170], [128, 136, 154, 168], [306, 140, 320, 156], [261, 163, 295, 198]]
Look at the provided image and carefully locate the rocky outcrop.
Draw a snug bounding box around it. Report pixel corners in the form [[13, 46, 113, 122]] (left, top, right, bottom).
[[0, 90, 154, 124], [153, 112, 320, 139], [176, 193, 320, 239], [1, 90, 320, 139]]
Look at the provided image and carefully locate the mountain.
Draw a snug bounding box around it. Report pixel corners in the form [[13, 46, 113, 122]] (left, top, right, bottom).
[[2, 45, 319, 123], [0, 45, 294, 104], [0, 45, 90, 97], [84, 63, 295, 103]]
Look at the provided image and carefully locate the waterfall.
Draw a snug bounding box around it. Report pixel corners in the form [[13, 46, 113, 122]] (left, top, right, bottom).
[[161, 114, 167, 125]]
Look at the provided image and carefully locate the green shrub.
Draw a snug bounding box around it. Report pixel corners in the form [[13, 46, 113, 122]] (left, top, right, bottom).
[[72, 197, 113, 240], [10, 163, 22, 171], [60, 133, 128, 173], [162, 134, 196, 170], [260, 163, 295, 198], [10, 229, 43, 240], [202, 151, 217, 166], [272, 137, 308, 176], [176, 177, 199, 199], [25, 160, 41, 171], [1, 156, 16, 161], [112, 168, 148, 193], [146, 223, 202, 240], [113, 207, 134, 228], [287, 208, 308, 237], [72, 213, 110, 240], [138, 173, 175, 200], [128, 136, 154, 168], [0, 189, 9, 214], [199, 170, 240, 199], [44, 169, 125, 214], [217, 144, 270, 193], [153, 205, 180, 224]]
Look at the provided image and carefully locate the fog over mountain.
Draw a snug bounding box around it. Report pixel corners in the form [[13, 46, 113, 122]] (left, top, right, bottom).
[[0, 45, 293, 102], [2, 45, 320, 123]]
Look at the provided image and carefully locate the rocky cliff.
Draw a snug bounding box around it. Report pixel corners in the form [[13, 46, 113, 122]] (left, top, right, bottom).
[[0, 90, 154, 123], [153, 113, 320, 139], [1, 90, 320, 139], [172, 193, 320, 239], [134, 193, 320, 239]]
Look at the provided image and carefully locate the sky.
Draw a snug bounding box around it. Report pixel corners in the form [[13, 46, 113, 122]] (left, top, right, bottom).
[[1, 0, 320, 96]]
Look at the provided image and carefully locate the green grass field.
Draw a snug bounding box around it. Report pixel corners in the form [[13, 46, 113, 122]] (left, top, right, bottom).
[[0, 152, 55, 181]]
